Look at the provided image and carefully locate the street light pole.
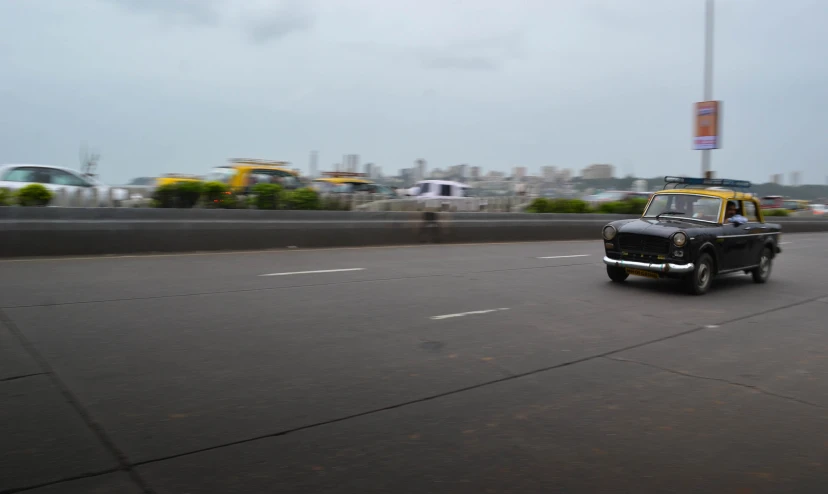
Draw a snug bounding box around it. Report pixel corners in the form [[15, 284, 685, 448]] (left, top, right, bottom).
[[701, 0, 714, 177]]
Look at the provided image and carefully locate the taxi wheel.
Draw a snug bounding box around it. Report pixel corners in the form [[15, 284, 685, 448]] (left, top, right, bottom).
[[687, 253, 714, 295], [751, 247, 773, 283], [607, 266, 629, 283]]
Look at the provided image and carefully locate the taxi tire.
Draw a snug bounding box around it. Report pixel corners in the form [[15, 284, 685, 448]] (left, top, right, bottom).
[[607, 266, 629, 283], [751, 246, 773, 284], [687, 253, 714, 295]]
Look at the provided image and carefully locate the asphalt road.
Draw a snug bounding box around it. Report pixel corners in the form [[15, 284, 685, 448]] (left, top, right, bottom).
[[2, 234, 827, 493]]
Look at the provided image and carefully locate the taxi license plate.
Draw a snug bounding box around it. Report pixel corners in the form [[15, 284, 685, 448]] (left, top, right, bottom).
[[626, 268, 660, 279]]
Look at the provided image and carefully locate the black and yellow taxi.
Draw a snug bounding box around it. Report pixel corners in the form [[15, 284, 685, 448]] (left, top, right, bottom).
[[601, 176, 783, 295]]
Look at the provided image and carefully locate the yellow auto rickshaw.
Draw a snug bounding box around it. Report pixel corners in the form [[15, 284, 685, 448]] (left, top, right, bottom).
[[311, 172, 396, 198], [205, 159, 302, 194]]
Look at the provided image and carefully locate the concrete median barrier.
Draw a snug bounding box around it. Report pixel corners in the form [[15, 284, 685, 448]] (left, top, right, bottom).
[[0, 208, 826, 257], [434, 213, 640, 243], [0, 209, 427, 257]]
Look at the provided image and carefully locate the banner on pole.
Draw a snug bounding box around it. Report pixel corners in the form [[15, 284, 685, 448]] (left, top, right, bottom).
[[693, 101, 721, 150]]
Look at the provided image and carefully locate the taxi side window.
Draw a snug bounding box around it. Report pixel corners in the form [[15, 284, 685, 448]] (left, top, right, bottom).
[[742, 200, 759, 222]]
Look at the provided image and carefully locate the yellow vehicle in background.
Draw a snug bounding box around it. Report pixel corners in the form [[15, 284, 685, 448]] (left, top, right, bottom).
[[311, 172, 397, 198], [155, 173, 203, 187], [782, 199, 809, 212], [205, 159, 302, 194]]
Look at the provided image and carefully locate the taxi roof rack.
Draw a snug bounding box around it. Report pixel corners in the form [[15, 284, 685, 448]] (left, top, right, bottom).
[[229, 158, 291, 166], [662, 176, 752, 191], [320, 171, 367, 177]]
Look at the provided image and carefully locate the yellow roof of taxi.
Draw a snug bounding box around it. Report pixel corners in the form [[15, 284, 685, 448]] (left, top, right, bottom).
[[653, 188, 755, 201]]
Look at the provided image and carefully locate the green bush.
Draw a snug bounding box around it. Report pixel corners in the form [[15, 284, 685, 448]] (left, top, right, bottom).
[[16, 184, 53, 206], [151, 183, 179, 208], [0, 187, 12, 206], [250, 183, 283, 210], [544, 198, 590, 214], [623, 197, 649, 215], [202, 181, 236, 208], [526, 198, 550, 213], [598, 198, 648, 215], [176, 181, 204, 208], [285, 188, 321, 210], [527, 197, 645, 215], [151, 182, 204, 208], [764, 208, 789, 217]]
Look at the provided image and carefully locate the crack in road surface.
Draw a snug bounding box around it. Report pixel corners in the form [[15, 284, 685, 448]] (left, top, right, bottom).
[[604, 357, 827, 410], [0, 309, 156, 494]]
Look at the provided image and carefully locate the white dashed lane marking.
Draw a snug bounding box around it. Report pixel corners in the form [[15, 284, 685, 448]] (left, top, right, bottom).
[[259, 268, 365, 277], [536, 254, 591, 259], [431, 308, 510, 320]]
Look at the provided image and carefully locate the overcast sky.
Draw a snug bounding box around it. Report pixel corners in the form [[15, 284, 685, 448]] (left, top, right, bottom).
[[1, 0, 826, 184]]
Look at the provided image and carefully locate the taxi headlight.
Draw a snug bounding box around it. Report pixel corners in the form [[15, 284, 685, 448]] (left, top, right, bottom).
[[602, 225, 617, 241], [673, 232, 687, 247]]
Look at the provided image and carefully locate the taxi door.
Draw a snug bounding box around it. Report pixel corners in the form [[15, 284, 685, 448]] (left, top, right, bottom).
[[739, 200, 768, 265]]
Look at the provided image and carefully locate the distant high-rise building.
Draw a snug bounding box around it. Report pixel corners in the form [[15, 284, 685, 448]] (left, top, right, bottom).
[[541, 166, 557, 182], [513, 166, 527, 180], [364, 162, 375, 178], [415, 159, 427, 181], [581, 164, 614, 180], [770, 174, 783, 185], [790, 171, 801, 187], [470, 166, 481, 180], [309, 151, 318, 178], [343, 154, 359, 173], [454, 164, 469, 180]]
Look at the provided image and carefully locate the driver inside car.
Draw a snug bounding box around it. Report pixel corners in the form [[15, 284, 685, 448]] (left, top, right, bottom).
[[725, 201, 748, 225]]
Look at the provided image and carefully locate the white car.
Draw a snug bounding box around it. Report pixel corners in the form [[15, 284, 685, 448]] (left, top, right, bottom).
[[407, 180, 477, 198], [406, 179, 489, 211], [0, 164, 129, 206]]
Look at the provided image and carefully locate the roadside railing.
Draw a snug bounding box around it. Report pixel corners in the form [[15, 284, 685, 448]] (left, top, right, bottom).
[[88, 187, 536, 212], [49, 187, 126, 208]]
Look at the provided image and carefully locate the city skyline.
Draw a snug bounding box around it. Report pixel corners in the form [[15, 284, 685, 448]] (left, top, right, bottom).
[[313, 154, 816, 186]]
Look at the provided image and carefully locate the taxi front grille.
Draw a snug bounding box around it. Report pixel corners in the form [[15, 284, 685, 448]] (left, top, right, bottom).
[[618, 234, 670, 255]]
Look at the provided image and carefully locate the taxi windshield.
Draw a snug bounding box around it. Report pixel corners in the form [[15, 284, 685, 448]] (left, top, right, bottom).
[[643, 193, 723, 222], [205, 167, 237, 184]]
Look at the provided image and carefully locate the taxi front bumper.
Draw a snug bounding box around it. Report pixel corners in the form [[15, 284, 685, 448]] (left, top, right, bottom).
[[603, 256, 695, 274]]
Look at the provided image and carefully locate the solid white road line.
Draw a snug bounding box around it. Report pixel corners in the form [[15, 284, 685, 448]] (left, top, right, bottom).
[[537, 254, 591, 259], [431, 308, 510, 320], [780, 242, 792, 245], [259, 268, 365, 277]]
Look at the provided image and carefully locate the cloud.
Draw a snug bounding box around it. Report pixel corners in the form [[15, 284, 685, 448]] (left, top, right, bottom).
[[422, 55, 499, 71], [107, 0, 221, 25], [106, 0, 315, 43], [412, 31, 526, 71], [242, 3, 315, 44]]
